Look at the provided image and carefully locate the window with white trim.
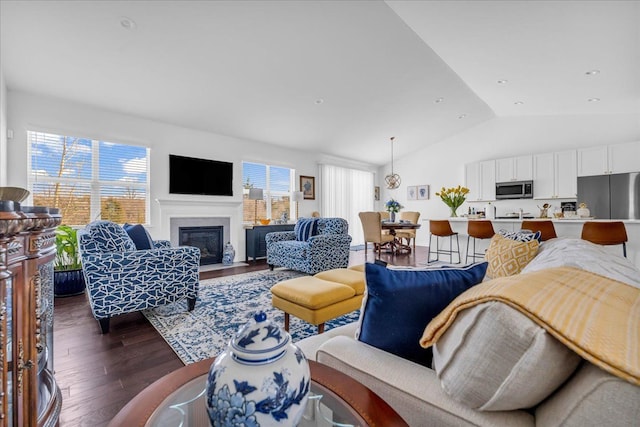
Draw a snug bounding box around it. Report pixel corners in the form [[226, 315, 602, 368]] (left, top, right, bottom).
[[27, 131, 150, 226], [242, 161, 295, 223]]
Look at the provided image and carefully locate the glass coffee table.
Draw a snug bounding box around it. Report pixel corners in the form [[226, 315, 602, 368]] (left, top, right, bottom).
[[109, 359, 408, 427]]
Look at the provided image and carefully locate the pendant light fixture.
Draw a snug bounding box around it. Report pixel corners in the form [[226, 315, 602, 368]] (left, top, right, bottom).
[[385, 136, 401, 190]]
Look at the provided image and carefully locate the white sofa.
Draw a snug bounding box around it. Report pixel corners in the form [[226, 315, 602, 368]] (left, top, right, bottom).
[[296, 239, 640, 426]]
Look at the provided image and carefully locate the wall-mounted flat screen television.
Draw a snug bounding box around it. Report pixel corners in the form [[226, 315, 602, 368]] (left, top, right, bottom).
[[169, 154, 233, 196]]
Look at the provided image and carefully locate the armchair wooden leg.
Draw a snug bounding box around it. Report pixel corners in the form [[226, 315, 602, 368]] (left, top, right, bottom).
[[98, 317, 110, 334], [318, 323, 325, 334], [187, 297, 196, 311], [269, 264, 275, 271]]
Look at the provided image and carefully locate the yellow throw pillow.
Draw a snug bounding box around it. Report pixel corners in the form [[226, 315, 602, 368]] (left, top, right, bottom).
[[485, 234, 539, 279]]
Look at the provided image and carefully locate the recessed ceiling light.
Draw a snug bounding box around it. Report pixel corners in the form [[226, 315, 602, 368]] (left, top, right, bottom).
[[458, 114, 467, 119], [585, 70, 600, 76], [514, 101, 524, 105], [434, 97, 444, 104], [314, 99, 324, 105], [588, 98, 601, 102], [120, 16, 137, 30], [497, 80, 508, 84]]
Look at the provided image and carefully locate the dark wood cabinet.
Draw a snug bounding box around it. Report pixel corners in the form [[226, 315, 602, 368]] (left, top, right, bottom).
[[245, 224, 295, 262], [0, 203, 62, 426]]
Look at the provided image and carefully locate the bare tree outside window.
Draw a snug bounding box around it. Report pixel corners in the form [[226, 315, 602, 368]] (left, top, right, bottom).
[[28, 131, 150, 226]]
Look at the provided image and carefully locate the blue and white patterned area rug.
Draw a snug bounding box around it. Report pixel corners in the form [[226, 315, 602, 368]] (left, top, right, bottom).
[[143, 269, 361, 365]]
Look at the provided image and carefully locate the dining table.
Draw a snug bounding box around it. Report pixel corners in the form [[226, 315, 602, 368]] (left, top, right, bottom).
[[381, 221, 421, 253]]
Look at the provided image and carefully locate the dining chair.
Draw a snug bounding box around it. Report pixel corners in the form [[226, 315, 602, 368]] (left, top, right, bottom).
[[581, 221, 628, 257], [521, 220, 557, 241], [427, 220, 460, 264], [379, 211, 391, 235], [395, 211, 421, 252], [359, 212, 395, 259]]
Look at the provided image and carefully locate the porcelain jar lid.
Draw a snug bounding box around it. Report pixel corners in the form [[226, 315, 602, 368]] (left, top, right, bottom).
[[230, 311, 290, 365]]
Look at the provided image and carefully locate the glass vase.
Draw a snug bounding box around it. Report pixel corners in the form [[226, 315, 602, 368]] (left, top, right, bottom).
[[390, 211, 396, 222], [449, 206, 459, 217]]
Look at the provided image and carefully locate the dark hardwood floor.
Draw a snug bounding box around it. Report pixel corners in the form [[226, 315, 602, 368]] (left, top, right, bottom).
[[53, 246, 428, 426]]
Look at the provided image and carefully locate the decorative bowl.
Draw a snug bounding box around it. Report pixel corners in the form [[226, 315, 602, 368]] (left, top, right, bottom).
[[259, 218, 271, 225], [0, 187, 30, 203]]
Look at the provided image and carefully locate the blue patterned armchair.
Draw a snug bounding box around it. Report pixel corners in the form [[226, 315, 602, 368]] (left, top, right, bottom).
[[266, 217, 352, 274], [78, 220, 200, 333]]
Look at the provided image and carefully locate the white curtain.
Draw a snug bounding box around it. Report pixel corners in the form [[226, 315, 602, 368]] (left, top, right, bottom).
[[319, 164, 374, 245]]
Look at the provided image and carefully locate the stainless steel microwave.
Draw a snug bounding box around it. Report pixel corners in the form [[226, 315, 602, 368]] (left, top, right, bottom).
[[495, 180, 533, 199]]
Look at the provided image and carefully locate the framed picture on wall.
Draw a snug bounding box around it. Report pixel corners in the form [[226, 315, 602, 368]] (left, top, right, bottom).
[[300, 176, 315, 200], [374, 186, 380, 201], [407, 186, 417, 200], [417, 185, 430, 200]]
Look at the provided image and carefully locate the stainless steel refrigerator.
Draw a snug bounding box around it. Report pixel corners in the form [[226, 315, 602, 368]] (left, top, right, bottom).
[[577, 172, 640, 220]]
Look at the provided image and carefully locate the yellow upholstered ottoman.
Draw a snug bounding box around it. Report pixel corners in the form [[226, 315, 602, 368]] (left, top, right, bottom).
[[347, 264, 366, 273], [315, 268, 366, 294], [271, 270, 365, 333]]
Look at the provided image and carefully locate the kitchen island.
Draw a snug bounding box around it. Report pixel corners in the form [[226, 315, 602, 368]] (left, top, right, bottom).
[[422, 217, 640, 269]]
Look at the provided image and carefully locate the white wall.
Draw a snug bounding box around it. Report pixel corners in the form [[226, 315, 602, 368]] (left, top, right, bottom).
[[0, 69, 7, 186], [377, 113, 640, 247], [7, 91, 371, 259]]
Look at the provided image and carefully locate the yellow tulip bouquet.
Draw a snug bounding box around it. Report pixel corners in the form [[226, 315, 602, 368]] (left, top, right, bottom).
[[435, 185, 470, 217]]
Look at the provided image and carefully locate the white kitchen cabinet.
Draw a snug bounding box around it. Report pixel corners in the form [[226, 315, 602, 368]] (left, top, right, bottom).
[[577, 146, 607, 176], [555, 150, 578, 198], [533, 153, 555, 199], [533, 150, 577, 199], [608, 141, 640, 174], [480, 160, 496, 200], [465, 160, 495, 201], [496, 155, 533, 182], [465, 162, 480, 200], [578, 141, 640, 176]]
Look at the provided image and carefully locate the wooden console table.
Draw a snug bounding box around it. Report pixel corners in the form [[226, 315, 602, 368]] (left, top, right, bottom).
[[245, 223, 295, 262]]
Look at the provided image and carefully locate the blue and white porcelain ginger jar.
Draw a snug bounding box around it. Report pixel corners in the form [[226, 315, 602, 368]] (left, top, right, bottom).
[[206, 311, 310, 427], [222, 242, 235, 266]]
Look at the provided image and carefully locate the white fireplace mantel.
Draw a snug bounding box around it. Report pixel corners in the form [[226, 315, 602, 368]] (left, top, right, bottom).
[[155, 198, 244, 243]]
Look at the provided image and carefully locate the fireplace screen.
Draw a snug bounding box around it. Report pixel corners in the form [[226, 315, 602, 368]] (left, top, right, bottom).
[[178, 226, 223, 265]]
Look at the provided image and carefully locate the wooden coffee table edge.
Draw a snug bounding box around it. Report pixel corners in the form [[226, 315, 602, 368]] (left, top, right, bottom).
[[310, 361, 409, 427], [108, 357, 214, 427], [108, 358, 409, 427]]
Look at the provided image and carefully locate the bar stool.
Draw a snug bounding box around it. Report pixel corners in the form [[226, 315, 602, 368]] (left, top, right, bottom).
[[581, 221, 628, 257], [427, 220, 460, 264], [466, 220, 495, 263], [521, 220, 557, 241]]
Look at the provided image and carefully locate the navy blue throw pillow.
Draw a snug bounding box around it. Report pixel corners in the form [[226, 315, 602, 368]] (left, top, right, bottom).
[[122, 223, 155, 250], [295, 218, 318, 242], [357, 262, 488, 367]]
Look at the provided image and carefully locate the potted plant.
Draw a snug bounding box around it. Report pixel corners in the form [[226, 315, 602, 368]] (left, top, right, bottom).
[[53, 225, 85, 297]]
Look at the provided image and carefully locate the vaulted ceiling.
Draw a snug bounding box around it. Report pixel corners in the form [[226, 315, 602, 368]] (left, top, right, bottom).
[[1, 1, 638, 165]]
